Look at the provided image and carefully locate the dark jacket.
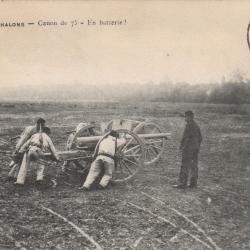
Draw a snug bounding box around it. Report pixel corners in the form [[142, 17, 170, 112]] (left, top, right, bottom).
[[180, 120, 202, 154]]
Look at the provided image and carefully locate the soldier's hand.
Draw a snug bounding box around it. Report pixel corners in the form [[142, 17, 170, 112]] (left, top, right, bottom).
[[54, 154, 60, 162], [12, 151, 18, 157], [178, 147, 183, 155]]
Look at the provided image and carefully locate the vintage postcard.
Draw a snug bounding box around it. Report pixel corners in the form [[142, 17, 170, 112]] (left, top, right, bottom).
[[0, 1, 249, 249]]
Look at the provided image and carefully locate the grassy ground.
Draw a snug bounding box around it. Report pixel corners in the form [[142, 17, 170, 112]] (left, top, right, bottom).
[[0, 101, 249, 250]]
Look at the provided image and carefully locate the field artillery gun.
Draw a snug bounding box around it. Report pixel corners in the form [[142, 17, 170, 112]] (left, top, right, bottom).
[[67, 119, 168, 166], [58, 119, 170, 183], [3, 119, 169, 185]]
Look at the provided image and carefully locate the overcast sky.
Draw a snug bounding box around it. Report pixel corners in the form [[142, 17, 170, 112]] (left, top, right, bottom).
[[0, 1, 250, 88]]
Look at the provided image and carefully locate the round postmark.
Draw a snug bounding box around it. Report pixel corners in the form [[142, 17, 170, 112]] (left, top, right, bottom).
[[247, 22, 250, 50]]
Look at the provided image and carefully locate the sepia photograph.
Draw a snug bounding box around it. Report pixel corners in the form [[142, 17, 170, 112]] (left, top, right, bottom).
[[0, 1, 250, 249]]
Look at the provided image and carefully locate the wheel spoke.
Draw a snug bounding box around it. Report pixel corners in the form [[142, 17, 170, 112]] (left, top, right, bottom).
[[132, 146, 142, 155], [148, 146, 158, 157], [120, 160, 134, 175], [147, 148, 154, 161], [124, 147, 142, 163], [123, 157, 139, 166], [124, 154, 141, 158], [142, 148, 148, 162], [124, 144, 140, 154], [116, 160, 124, 173], [122, 138, 134, 151], [151, 146, 160, 155], [145, 140, 163, 145], [150, 144, 162, 151]]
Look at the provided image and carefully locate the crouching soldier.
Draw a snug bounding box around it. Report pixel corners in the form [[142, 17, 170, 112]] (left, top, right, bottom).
[[66, 123, 90, 150], [8, 118, 46, 181], [80, 130, 126, 191], [15, 127, 59, 185]]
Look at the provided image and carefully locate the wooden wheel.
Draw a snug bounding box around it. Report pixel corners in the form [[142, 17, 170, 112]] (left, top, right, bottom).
[[133, 122, 166, 165], [92, 129, 144, 183], [63, 124, 101, 171], [111, 129, 144, 183], [67, 124, 101, 150]]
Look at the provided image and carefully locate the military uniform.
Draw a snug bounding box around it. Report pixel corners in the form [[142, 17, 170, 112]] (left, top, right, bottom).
[[179, 119, 202, 187], [15, 132, 58, 184], [82, 133, 126, 190], [8, 118, 46, 180], [8, 126, 37, 179]]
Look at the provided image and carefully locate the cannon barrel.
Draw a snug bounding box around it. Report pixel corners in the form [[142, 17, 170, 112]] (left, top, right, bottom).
[[76, 132, 171, 145]]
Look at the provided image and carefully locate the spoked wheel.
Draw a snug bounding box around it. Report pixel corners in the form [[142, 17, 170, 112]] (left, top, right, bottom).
[[67, 124, 101, 150], [133, 122, 166, 166], [110, 129, 144, 183], [63, 124, 100, 172]]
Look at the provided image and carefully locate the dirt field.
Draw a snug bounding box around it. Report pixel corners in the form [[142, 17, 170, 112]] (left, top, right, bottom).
[[0, 101, 249, 250]]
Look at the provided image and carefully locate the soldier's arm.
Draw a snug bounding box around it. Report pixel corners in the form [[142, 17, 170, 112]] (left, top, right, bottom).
[[180, 135, 184, 149], [117, 138, 126, 148], [15, 132, 27, 152], [198, 127, 202, 144], [180, 125, 189, 149], [19, 138, 32, 153], [47, 136, 59, 161], [15, 126, 35, 152]]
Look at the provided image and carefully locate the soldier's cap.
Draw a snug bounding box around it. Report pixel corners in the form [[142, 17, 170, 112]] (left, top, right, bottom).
[[184, 110, 194, 118], [37, 118, 46, 124], [109, 130, 119, 138]]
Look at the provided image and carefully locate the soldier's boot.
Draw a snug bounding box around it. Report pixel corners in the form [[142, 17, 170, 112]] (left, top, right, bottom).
[[189, 178, 197, 188], [36, 164, 45, 182], [175, 164, 188, 188], [189, 160, 198, 188], [189, 177, 197, 188]]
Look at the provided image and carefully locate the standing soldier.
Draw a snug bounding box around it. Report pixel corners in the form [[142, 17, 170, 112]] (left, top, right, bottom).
[[173, 111, 202, 189]]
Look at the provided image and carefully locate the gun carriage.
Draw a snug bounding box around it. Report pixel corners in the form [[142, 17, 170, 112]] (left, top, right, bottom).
[[57, 119, 170, 183]]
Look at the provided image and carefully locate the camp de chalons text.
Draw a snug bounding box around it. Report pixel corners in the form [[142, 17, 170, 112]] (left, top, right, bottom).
[[0, 19, 125, 27]]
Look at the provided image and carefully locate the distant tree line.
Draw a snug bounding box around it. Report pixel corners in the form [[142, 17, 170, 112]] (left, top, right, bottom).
[[1, 72, 250, 104], [121, 72, 250, 104]]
